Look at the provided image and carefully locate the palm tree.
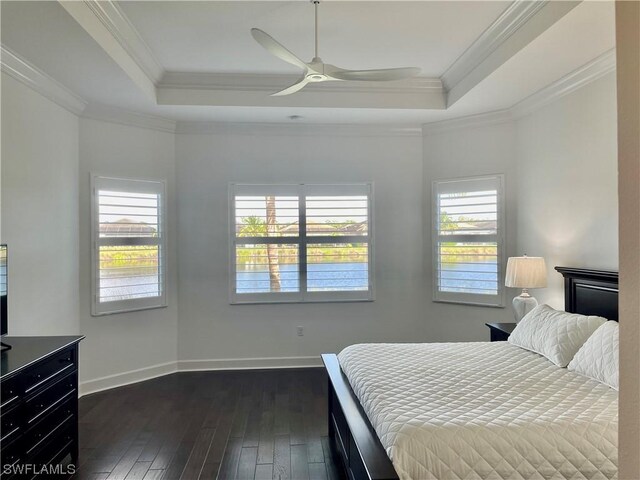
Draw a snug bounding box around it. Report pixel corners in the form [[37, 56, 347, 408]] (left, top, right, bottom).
[[238, 206, 282, 292], [237, 217, 266, 265], [265, 196, 281, 292], [238, 216, 266, 236]]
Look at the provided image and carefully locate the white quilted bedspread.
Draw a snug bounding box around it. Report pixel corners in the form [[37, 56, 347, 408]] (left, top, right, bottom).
[[337, 342, 618, 480]]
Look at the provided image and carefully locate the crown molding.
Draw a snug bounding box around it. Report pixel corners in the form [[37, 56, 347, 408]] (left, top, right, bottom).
[[82, 1, 164, 84], [86, 47, 614, 137], [82, 103, 176, 133], [158, 72, 445, 110], [60, 1, 444, 109], [0, 44, 87, 115], [443, 0, 580, 107], [511, 48, 616, 118], [160, 72, 442, 94], [422, 110, 513, 136], [175, 121, 422, 137], [1, 19, 613, 139], [58, 1, 158, 101], [442, 1, 547, 89], [423, 49, 617, 135]]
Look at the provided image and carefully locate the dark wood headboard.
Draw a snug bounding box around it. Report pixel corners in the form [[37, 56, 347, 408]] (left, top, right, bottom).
[[555, 267, 619, 321]]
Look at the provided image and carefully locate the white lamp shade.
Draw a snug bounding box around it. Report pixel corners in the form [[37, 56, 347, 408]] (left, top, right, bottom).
[[505, 256, 547, 288]]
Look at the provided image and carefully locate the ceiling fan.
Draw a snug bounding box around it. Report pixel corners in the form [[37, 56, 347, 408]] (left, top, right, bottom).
[[250, 0, 421, 96]]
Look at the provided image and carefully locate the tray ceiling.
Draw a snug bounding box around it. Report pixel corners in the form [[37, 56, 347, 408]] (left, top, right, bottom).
[[118, 1, 508, 76], [0, 1, 616, 125]]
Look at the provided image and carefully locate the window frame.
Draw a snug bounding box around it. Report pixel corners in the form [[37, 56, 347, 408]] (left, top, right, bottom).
[[91, 175, 168, 316], [229, 183, 375, 304], [432, 174, 505, 307]]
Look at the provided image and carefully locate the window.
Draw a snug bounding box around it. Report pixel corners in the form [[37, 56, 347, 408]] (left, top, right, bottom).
[[230, 183, 373, 303], [432, 175, 504, 306], [91, 176, 167, 315]]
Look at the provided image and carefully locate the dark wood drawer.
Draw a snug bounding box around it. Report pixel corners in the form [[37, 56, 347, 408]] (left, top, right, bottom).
[[349, 435, 368, 480], [331, 389, 349, 448], [23, 348, 76, 395], [1, 375, 20, 410], [33, 440, 74, 480], [24, 397, 75, 457], [0, 336, 83, 477], [0, 437, 22, 480], [25, 371, 76, 426], [27, 433, 74, 480], [1, 404, 22, 444], [23, 421, 75, 480]]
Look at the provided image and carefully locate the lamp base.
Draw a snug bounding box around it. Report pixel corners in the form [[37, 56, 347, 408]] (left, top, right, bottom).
[[512, 290, 538, 323]]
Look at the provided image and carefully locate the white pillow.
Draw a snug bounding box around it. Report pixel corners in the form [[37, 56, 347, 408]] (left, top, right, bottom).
[[568, 321, 619, 390], [508, 304, 607, 367]]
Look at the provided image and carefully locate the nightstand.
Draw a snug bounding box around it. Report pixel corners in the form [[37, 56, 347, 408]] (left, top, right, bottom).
[[486, 322, 517, 342]]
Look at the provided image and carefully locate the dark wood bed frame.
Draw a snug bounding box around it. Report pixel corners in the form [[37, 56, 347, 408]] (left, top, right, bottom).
[[321, 267, 619, 480]]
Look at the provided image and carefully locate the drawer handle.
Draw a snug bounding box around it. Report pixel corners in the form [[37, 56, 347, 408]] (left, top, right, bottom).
[[5, 422, 13, 428]]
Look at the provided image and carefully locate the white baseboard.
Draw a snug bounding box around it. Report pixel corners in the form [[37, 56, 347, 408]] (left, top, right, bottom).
[[79, 356, 323, 397], [79, 361, 177, 397], [177, 356, 323, 371]]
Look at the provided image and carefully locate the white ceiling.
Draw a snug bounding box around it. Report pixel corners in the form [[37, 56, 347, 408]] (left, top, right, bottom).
[[118, 1, 508, 76], [1, 1, 152, 110], [0, 1, 616, 125], [445, 0, 616, 116]]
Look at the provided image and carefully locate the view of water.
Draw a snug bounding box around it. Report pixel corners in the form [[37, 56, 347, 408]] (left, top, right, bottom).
[[101, 274, 160, 302], [100, 261, 498, 300], [237, 263, 368, 293], [439, 262, 498, 294], [0, 264, 6, 295]]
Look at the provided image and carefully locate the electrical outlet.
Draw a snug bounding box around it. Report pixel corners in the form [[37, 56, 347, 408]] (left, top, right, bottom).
[[297, 326, 304, 336]]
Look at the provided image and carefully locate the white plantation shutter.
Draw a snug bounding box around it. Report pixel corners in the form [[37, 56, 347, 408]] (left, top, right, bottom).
[[91, 176, 167, 315], [232, 184, 302, 303], [433, 175, 504, 306], [230, 183, 373, 304]]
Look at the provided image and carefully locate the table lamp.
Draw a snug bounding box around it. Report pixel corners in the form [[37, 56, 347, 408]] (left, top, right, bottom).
[[505, 255, 547, 322]]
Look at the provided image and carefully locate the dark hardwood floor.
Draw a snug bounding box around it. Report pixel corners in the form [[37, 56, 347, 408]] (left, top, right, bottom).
[[73, 369, 345, 480]]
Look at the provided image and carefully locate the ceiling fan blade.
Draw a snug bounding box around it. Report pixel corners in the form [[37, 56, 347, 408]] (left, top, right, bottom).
[[328, 67, 421, 82], [251, 28, 308, 70], [271, 77, 310, 96]]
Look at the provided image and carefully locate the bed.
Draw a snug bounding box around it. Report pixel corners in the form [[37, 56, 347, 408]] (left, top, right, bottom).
[[322, 267, 619, 480]]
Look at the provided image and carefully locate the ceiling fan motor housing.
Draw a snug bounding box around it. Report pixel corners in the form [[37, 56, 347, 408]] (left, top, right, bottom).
[[251, 2, 421, 95]]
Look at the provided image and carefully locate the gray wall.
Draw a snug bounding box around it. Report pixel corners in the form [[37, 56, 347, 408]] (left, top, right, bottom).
[[0, 73, 80, 336], [78, 118, 178, 392], [423, 121, 518, 340], [421, 74, 619, 335], [516, 72, 619, 309], [175, 132, 426, 366], [0, 65, 619, 392]]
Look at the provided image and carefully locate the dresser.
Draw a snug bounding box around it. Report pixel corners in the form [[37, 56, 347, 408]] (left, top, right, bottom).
[[1, 336, 84, 479]]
